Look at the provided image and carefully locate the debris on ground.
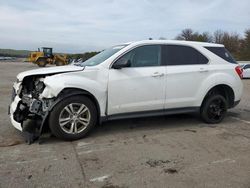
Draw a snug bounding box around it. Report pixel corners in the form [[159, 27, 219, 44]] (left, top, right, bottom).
[[163, 168, 178, 174], [27, 175, 32, 180], [43, 164, 52, 173], [146, 159, 171, 167]]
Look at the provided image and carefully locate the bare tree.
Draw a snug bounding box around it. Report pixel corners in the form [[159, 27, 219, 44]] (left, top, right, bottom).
[[239, 29, 250, 60], [176, 29, 212, 42], [221, 32, 240, 56], [175, 28, 250, 60], [196, 32, 213, 42], [176, 28, 195, 40], [214, 30, 224, 43]]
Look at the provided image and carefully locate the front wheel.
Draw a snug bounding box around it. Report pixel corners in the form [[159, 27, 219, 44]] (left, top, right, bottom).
[[200, 94, 228, 124], [49, 96, 97, 140], [55, 61, 64, 66], [36, 59, 47, 67]]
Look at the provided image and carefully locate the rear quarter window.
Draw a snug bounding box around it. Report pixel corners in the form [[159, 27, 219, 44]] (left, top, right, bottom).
[[244, 64, 250, 69], [161, 45, 208, 65], [205, 47, 237, 64]]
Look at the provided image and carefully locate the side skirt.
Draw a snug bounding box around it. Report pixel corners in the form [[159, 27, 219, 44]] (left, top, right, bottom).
[[101, 107, 200, 122]]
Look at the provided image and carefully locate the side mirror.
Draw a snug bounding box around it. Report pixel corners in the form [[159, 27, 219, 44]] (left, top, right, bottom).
[[112, 58, 131, 69]]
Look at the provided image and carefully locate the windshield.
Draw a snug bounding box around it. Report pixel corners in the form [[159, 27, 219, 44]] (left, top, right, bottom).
[[79, 45, 127, 66]]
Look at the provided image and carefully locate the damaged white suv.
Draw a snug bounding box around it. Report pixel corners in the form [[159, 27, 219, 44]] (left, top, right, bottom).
[[9, 40, 243, 141]]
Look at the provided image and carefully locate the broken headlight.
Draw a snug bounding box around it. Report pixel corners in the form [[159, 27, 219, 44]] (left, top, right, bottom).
[[35, 81, 45, 94]]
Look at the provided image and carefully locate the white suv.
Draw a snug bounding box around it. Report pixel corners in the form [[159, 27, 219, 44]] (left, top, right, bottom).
[[9, 40, 243, 141]]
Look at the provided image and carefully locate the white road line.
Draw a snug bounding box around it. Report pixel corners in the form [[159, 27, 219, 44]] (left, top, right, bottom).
[[230, 116, 250, 125], [76, 141, 91, 147], [211, 158, 236, 164], [0, 157, 58, 166], [194, 158, 236, 169], [78, 150, 93, 155], [77, 148, 109, 155], [89, 175, 110, 182]]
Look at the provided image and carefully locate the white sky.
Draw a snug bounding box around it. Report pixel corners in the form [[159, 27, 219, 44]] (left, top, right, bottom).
[[0, 0, 249, 53]]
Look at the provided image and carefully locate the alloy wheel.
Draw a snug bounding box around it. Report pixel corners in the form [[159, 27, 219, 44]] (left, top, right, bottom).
[[59, 103, 91, 134]]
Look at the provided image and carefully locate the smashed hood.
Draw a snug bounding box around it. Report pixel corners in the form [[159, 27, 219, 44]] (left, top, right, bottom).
[[17, 65, 84, 81]]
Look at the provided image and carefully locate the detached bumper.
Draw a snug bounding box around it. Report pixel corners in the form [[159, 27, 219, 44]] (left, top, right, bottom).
[[10, 113, 22, 131], [9, 95, 23, 131]]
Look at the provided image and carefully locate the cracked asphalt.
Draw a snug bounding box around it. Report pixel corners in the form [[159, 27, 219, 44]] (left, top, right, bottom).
[[0, 62, 250, 188]]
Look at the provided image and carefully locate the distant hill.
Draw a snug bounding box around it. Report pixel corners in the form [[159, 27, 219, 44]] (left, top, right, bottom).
[[0, 49, 31, 58], [0, 48, 99, 61]]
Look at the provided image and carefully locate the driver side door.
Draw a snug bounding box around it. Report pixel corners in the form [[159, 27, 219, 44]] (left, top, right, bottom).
[[107, 45, 166, 115]]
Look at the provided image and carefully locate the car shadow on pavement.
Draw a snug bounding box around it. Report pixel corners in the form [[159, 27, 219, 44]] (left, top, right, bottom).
[[87, 113, 214, 138], [23, 113, 221, 144]]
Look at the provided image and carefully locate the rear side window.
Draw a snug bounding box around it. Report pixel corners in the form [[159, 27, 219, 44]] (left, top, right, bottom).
[[205, 47, 237, 64], [162, 45, 208, 65]]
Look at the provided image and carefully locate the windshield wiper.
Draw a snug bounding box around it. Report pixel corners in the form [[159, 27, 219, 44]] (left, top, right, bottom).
[[73, 63, 83, 67]]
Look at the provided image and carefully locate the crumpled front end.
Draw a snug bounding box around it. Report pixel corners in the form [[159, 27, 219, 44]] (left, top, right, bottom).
[[9, 76, 54, 133]]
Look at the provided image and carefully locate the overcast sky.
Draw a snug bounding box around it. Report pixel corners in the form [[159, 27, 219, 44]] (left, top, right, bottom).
[[0, 0, 249, 53]]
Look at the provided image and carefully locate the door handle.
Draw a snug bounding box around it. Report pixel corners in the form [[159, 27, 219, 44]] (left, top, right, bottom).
[[151, 72, 164, 77], [199, 68, 209, 73]]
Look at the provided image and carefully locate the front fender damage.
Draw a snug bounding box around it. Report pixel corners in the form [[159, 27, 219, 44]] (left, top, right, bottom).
[[10, 67, 86, 144], [10, 76, 57, 144]]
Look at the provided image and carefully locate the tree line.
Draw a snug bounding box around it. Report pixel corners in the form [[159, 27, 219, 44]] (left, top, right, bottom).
[[74, 28, 250, 61], [1, 28, 249, 61], [67, 51, 99, 62], [175, 28, 250, 60]]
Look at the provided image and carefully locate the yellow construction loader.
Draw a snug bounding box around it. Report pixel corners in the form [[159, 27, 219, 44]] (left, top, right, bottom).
[[26, 47, 68, 67]]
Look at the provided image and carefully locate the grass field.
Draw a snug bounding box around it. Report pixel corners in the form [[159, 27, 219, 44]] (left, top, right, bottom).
[[0, 48, 31, 58]]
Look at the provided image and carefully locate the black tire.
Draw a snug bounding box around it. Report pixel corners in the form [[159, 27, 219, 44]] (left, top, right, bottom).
[[200, 94, 228, 124], [55, 61, 64, 66], [36, 59, 47, 67], [49, 95, 97, 141]]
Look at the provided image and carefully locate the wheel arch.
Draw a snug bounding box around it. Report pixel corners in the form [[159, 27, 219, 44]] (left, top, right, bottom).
[[201, 84, 235, 109], [41, 88, 102, 133], [55, 88, 101, 119]]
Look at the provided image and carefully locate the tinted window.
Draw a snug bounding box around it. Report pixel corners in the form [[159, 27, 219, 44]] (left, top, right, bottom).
[[244, 64, 250, 69], [205, 47, 237, 64], [162, 45, 208, 65], [115, 45, 161, 67]]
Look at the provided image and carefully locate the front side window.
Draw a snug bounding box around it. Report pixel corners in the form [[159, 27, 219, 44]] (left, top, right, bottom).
[[162, 45, 208, 65], [115, 45, 161, 67]]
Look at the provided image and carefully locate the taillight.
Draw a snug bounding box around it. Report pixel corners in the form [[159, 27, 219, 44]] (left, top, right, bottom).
[[235, 66, 243, 79]]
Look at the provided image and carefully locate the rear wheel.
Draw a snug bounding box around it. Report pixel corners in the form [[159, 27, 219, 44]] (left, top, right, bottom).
[[36, 59, 47, 67], [200, 94, 228, 124], [49, 96, 97, 140]]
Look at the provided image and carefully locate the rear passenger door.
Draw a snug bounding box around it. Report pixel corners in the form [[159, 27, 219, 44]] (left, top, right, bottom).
[[162, 45, 209, 109]]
